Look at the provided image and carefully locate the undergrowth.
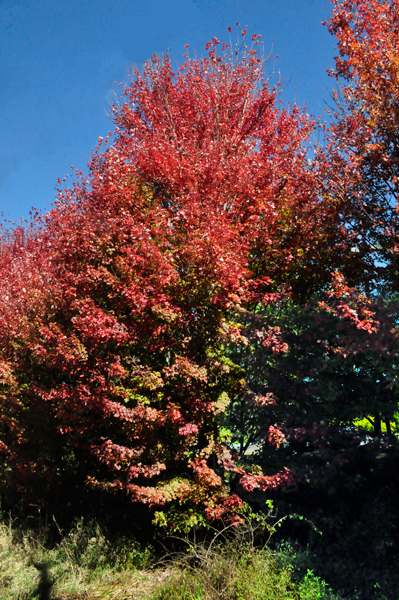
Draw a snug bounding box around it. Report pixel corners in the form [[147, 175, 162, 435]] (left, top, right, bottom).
[[0, 515, 340, 600], [152, 517, 339, 600]]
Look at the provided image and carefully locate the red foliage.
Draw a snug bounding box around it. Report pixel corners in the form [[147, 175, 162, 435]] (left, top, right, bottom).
[[240, 467, 294, 493], [0, 40, 333, 523], [324, 0, 399, 291], [327, 0, 399, 144], [319, 271, 379, 333]]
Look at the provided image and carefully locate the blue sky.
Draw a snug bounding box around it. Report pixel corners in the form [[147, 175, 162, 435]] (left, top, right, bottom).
[[1, 0, 336, 222]]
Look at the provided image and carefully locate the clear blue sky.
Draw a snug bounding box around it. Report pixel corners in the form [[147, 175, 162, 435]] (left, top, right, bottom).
[[1, 0, 336, 222]]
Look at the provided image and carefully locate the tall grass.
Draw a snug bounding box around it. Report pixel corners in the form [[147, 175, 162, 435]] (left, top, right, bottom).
[[0, 516, 156, 599], [0, 516, 339, 600], [151, 518, 339, 600]]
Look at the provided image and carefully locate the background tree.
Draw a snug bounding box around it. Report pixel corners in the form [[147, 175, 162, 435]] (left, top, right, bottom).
[[325, 0, 399, 292], [219, 5, 399, 595]]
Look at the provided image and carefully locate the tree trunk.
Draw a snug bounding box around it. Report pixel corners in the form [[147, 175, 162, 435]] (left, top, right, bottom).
[[374, 413, 382, 436]]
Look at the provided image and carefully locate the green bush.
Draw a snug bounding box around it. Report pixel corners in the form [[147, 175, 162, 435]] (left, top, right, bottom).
[[298, 570, 336, 600]]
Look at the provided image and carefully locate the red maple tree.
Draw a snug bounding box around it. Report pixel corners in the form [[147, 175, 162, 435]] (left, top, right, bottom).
[[0, 36, 341, 525]]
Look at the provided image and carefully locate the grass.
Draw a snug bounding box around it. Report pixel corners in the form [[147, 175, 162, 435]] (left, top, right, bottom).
[[0, 516, 340, 600], [0, 516, 158, 599]]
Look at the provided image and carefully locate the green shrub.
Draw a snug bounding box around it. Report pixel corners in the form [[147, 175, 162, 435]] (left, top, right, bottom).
[[298, 570, 336, 600]]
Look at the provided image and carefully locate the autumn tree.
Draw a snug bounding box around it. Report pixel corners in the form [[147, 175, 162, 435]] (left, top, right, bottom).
[[306, 0, 399, 436], [0, 36, 336, 526], [325, 0, 399, 292]]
